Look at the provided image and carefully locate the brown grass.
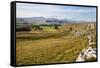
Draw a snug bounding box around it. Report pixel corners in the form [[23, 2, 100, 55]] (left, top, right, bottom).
[[16, 32, 88, 65]]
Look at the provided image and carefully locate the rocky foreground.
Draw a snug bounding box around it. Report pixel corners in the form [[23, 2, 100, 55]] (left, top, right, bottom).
[[76, 34, 97, 62]]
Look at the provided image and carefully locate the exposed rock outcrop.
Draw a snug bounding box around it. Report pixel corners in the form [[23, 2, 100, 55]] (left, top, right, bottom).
[[76, 34, 96, 62], [76, 47, 96, 62]]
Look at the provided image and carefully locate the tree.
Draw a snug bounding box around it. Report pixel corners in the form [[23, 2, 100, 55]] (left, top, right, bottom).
[[55, 25, 59, 30]]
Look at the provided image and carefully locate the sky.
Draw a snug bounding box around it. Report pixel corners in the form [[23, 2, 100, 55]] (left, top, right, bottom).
[[16, 3, 96, 22]]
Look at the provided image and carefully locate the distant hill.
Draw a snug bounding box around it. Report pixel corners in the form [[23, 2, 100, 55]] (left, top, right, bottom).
[[17, 17, 47, 25], [16, 17, 95, 25], [16, 17, 75, 25]]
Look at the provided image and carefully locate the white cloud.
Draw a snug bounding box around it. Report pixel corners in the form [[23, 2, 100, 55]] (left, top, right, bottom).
[[16, 2, 96, 21]]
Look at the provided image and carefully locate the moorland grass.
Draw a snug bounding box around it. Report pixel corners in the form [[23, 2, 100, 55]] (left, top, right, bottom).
[[16, 31, 88, 65]]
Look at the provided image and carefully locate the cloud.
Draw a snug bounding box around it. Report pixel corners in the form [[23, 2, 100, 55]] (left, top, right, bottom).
[[16, 3, 96, 21]]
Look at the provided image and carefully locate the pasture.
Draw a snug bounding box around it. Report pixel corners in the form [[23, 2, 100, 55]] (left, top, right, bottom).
[[16, 23, 96, 65]]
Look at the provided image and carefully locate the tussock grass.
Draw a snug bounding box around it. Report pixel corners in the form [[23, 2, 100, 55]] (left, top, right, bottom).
[[16, 32, 88, 65], [16, 23, 96, 65]]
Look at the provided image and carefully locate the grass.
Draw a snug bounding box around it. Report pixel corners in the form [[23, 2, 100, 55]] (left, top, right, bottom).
[[16, 31, 88, 65], [16, 23, 96, 65]]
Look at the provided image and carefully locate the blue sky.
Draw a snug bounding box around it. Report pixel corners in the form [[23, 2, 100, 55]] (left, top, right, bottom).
[[16, 3, 96, 22]]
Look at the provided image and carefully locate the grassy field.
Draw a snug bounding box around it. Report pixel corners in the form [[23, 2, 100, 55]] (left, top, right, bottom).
[[16, 23, 96, 65]]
